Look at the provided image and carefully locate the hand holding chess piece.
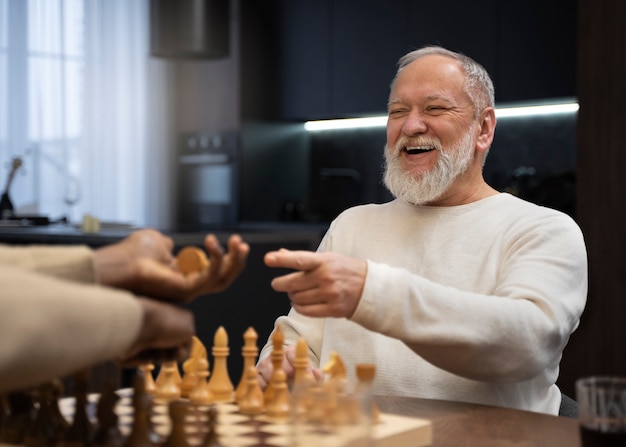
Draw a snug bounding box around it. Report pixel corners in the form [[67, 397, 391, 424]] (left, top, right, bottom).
[[104, 231, 247, 367], [117, 298, 195, 367], [256, 330, 323, 391], [94, 230, 249, 303]]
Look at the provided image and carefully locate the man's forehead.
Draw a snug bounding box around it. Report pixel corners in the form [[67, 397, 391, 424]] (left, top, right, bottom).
[[389, 58, 469, 105], [388, 94, 457, 105]]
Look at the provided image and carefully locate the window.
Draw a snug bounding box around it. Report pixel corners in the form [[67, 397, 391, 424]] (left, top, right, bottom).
[[1, 0, 84, 221], [2, 0, 173, 229]]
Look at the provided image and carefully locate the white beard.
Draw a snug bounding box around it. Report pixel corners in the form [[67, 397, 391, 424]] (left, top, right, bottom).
[[383, 128, 475, 205]]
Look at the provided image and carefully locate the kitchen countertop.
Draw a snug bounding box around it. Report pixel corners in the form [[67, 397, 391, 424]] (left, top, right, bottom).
[[0, 221, 328, 248]]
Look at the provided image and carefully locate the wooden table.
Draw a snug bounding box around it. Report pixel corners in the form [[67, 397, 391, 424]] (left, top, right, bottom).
[[376, 395, 581, 447]]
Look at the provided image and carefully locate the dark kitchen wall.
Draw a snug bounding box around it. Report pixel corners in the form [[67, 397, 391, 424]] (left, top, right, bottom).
[[239, 113, 578, 224], [239, 121, 311, 222], [240, 0, 577, 121], [302, 111, 577, 224], [558, 0, 626, 398], [237, 0, 579, 224]]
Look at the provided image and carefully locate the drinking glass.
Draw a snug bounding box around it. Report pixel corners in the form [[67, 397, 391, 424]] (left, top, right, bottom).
[[576, 376, 626, 447]]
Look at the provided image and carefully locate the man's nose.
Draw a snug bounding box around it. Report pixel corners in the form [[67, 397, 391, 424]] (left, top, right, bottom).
[[402, 111, 428, 135]]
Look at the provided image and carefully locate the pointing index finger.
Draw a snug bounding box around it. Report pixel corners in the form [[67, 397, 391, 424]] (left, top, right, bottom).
[[264, 249, 322, 271]]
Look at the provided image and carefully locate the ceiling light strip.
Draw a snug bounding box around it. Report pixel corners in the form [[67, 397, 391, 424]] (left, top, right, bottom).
[[495, 102, 579, 118], [304, 102, 579, 131]]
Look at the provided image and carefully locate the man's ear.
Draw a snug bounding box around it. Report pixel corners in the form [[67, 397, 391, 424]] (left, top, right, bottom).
[[476, 107, 496, 155]]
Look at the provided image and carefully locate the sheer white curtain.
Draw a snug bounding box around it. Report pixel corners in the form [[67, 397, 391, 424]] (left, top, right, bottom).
[[82, 0, 174, 228]]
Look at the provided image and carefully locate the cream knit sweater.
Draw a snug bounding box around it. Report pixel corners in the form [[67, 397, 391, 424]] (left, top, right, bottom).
[[260, 194, 587, 415]]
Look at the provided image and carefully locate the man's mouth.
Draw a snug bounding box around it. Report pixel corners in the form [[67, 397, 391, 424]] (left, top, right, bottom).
[[405, 146, 436, 154]]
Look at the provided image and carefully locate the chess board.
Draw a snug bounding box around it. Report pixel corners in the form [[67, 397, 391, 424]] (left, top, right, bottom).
[[51, 388, 432, 447]]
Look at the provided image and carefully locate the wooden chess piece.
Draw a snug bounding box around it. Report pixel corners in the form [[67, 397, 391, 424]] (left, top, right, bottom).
[[59, 369, 94, 447], [181, 336, 207, 398], [317, 352, 348, 423], [92, 381, 123, 447], [322, 352, 347, 393], [138, 364, 156, 395], [47, 381, 70, 435], [355, 363, 380, 423], [24, 381, 67, 447], [156, 361, 181, 389], [161, 400, 191, 447], [176, 246, 209, 275], [263, 324, 284, 406], [189, 357, 214, 406], [306, 385, 330, 424], [235, 327, 258, 405], [1, 389, 37, 444], [201, 406, 222, 447], [124, 374, 160, 447], [291, 339, 317, 421], [155, 362, 182, 402], [293, 337, 316, 389], [238, 366, 264, 416], [265, 369, 290, 420], [206, 326, 234, 403]]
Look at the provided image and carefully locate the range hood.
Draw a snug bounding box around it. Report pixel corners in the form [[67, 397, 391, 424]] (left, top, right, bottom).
[[150, 0, 229, 59]]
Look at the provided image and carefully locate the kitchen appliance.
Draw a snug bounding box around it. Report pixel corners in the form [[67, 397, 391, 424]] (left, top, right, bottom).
[[150, 0, 229, 59], [177, 131, 239, 230]]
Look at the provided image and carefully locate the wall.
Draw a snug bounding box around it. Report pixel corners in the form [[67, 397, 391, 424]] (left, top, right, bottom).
[[239, 122, 310, 222], [300, 112, 577, 223], [557, 0, 626, 398], [240, 0, 577, 121]]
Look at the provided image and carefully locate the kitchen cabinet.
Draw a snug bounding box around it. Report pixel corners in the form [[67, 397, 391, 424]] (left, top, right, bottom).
[[495, 1, 578, 102], [330, 0, 408, 117], [242, 0, 577, 121]]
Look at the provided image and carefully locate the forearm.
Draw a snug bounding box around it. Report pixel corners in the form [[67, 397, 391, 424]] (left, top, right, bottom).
[[0, 267, 142, 392], [0, 244, 96, 283], [352, 260, 586, 382]]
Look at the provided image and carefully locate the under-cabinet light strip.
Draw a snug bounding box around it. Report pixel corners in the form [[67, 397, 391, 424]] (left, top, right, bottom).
[[304, 102, 579, 131]]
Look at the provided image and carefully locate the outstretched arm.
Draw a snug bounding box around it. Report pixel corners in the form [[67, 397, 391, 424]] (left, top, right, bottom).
[[94, 229, 249, 302]]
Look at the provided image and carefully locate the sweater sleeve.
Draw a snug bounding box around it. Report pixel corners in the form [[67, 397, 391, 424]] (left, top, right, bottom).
[[350, 214, 588, 383], [0, 266, 143, 392], [0, 244, 96, 284]]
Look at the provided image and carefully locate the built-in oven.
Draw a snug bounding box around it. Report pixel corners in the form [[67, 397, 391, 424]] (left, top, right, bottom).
[[177, 131, 238, 230]]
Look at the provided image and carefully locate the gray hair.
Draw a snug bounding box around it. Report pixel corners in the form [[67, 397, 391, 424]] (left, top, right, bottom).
[[391, 46, 495, 116]]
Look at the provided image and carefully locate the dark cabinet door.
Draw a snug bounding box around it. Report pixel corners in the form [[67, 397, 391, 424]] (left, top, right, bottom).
[[262, 0, 577, 120], [275, 0, 332, 119], [495, 0, 578, 102], [331, 0, 407, 117]]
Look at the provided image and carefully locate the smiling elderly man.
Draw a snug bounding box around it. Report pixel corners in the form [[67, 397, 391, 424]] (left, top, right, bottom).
[[256, 45, 587, 416]]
